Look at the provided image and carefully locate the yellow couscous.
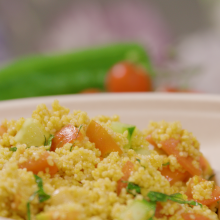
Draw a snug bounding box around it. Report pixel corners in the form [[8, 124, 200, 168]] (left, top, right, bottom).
[[0, 100, 219, 220]]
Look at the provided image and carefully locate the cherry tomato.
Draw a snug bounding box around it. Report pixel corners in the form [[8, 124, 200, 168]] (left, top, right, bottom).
[[105, 62, 152, 92]]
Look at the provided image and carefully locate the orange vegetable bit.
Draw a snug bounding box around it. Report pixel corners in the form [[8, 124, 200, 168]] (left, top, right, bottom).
[[0, 125, 7, 136], [182, 213, 211, 220], [146, 134, 166, 155], [117, 161, 134, 195], [161, 138, 202, 176], [19, 152, 58, 176], [86, 120, 123, 157], [186, 176, 220, 206], [155, 202, 165, 218], [160, 166, 190, 186], [51, 124, 83, 151]]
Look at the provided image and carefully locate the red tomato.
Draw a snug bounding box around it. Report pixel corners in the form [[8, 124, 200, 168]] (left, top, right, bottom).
[[105, 62, 152, 92], [186, 176, 220, 206], [161, 138, 201, 176], [51, 124, 83, 151], [117, 161, 134, 195], [80, 88, 102, 94], [182, 213, 211, 220], [160, 166, 190, 186], [146, 134, 166, 155], [86, 120, 123, 157], [0, 125, 7, 136], [19, 152, 58, 176]]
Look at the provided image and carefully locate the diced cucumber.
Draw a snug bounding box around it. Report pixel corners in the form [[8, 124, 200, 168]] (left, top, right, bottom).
[[15, 118, 50, 147], [119, 199, 156, 220], [111, 122, 136, 148]]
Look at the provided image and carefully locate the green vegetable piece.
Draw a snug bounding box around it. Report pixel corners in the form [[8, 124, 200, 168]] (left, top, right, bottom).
[[15, 118, 50, 148], [27, 175, 51, 220], [119, 199, 156, 220], [127, 182, 141, 195], [162, 162, 170, 166], [147, 191, 202, 208], [44, 134, 55, 151], [111, 121, 136, 149], [208, 174, 215, 181], [0, 43, 153, 101], [9, 147, 17, 152]]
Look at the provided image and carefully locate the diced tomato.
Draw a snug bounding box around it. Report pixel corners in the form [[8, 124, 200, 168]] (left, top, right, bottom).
[[146, 134, 166, 155], [86, 120, 123, 157], [0, 125, 7, 136], [117, 161, 134, 195], [161, 138, 201, 176], [182, 213, 211, 220], [51, 124, 83, 151], [160, 166, 190, 186], [155, 202, 165, 218], [186, 176, 220, 205], [19, 151, 58, 176]]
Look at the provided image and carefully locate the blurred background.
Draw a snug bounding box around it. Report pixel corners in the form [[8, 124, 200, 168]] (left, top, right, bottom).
[[0, 0, 220, 99]]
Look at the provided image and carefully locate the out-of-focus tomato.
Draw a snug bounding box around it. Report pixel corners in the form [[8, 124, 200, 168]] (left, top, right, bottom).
[[105, 62, 152, 92], [80, 88, 102, 94]]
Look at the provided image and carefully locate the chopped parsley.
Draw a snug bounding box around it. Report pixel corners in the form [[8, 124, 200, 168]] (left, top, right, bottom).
[[208, 174, 215, 181], [44, 134, 55, 151], [136, 158, 141, 163], [162, 162, 170, 166], [70, 125, 83, 152], [126, 182, 141, 195], [27, 175, 51, 220], [147, 191, 202, 208], [9, 147, 17, 152]]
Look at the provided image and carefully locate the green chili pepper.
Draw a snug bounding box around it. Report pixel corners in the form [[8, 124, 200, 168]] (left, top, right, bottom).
[[0, 43, 153, 101]]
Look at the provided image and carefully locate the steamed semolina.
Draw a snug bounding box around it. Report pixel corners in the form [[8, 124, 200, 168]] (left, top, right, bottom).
[[0, 100, 219, 220]]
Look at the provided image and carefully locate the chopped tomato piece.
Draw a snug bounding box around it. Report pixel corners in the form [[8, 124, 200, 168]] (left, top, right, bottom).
[[146, 134, 166, 155], [160, 166, 190, 186], [0, 125, 7, 136], [161, 138, 201, 176], [155, 202, 165, 218], [51, 124, 83, 151], [186, 176, 220, 205], [19, 151, 58, 176], [117, 161, 134, 195], [182, 213, 211, 220], [86, 120, 123, 157]]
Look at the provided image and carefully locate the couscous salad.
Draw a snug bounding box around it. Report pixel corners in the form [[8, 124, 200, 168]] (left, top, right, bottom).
[[0, 100, 219, 220]]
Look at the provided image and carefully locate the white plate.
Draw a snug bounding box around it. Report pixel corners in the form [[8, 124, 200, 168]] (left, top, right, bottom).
[[0, 93, 220, 219]]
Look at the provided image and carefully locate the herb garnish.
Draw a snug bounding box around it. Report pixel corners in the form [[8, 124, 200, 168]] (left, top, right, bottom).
[[208, 174, 215, 181], [9, 147, 17, 152], [27, 174, 51, 220], [147, 191, 202, 208], [162, 162, 170, 166], [126, 182, 141, 195], [136, 158, 141, 163], [70, 125, 83, 152], [44, 134, 54, 151]]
